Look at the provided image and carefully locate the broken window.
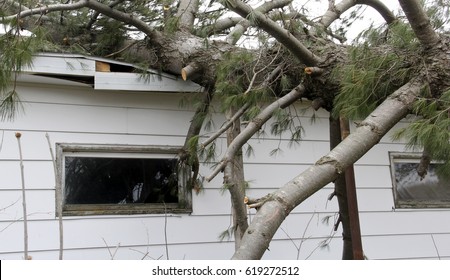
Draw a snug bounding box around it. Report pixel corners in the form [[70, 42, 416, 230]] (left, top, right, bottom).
[[56, 144, 191, 216], [389, 152, 450, 208]]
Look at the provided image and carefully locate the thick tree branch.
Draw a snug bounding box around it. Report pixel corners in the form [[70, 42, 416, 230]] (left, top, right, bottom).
[[212, 0, 296, 37], [226, 19, 250, 45], [206, 84, 305, 182], [223, 107, 249, 247], [201, 103, 250, 149], [224, 0, 293, 44], [208, 16, 241, 35], [84, 0, 157, 37], [221, 0, 320, 65], [179, 89, 214, 192], [320, 0, 396, 28], [202, 63, 283, 176], [176, 0, 199, 31], [85, 0, 125, 30], [3, 0, 159, 38], [3, 0, 90, 21], [232, 78, 423, 259], [398, 0, 440, 49]]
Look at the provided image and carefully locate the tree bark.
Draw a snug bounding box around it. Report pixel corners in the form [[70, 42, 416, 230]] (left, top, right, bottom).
[[224, 108, 248, 248], [339, 117, 364, 260], [398, 0, 440, 49], [232, 79, 422, 259], [207, 84, 306, 182], [222, 0, 321, 65], [329, 117, 353, 260], [320, 0, 396, 27], [176, 0, 199, 31]]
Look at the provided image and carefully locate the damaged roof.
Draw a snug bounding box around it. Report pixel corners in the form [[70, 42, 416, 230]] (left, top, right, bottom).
[[18, 52, 203, 93]]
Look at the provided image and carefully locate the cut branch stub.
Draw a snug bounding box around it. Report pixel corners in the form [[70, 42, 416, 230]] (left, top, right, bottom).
[[244, 194, 272, 210], [181, 62, 202, 81], [304, 67, 324, 76], [311, 98, 325, 111]]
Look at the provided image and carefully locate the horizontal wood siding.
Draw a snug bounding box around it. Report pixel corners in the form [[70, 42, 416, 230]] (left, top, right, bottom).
[[1, 78, 449, 260]]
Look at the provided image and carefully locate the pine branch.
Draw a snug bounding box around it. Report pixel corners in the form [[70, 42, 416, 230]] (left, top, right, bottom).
[[206, 83, 306, 182], [3, 0, 159, 38], [85, 0, 126, 31], [3, 0, 91, 21], [221, 0, 320, 66], [232, 79, 423, 260], [176, 0, 200, 31], [226, 0, 293, 45], [209, 63, 282, 140], [201, 103, 250, 149], [319, 0, 396, 28], [398, 0, 440, 49]]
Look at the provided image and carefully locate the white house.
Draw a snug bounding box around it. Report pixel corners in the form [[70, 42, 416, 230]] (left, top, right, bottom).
[[1, 53, 449, 260]]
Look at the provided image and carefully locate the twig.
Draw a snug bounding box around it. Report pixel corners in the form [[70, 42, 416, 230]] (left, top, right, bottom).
[[46, 132, 63, 260], [0, 197, 20, 212], [163, 202, 169, 260], [102, 238, 121, 260], [129, 222, 160, 260], [430, 234, 441, 260], [105, 40, 138, 58], [16, 132, 30, 260], [85, 0, 125, 30], [200, 63, 283, 149], [111, 243, 121, 259], [200, 103, 250, 148], [243, 45, 281, 95], [305, 213, 338, 260], [206, 84, 306, 182], [297, 212, 317, 260], [129, 248, 162, 260], [0, 130, 4, 153]]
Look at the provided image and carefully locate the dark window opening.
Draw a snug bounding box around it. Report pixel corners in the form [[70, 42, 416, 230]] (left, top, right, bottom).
[[57, 144, 191, 216], [65, 157, 179, 205]]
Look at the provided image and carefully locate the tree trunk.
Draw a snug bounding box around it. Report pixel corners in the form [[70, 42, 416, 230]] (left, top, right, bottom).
[[329, 117, 353, 260], [232, 79, 422, 259], [339, 117, 364, 260], [224, 108, 248, 248]]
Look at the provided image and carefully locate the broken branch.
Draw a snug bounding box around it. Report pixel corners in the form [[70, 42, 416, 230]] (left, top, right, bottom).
[[181, 62, 202, 81], [206, 84, 305, 182]]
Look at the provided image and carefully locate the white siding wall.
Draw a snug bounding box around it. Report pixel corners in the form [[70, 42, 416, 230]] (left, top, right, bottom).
[[1, 78, 449, 260]]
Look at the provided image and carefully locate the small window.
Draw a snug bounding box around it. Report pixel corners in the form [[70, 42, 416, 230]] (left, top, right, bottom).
[[389, 152, 450, 208], [56, 144, 192, 216]]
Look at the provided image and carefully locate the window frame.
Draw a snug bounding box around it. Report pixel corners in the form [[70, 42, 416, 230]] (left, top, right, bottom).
[[389, 152, 450, 209], [56, 143, 192, 216]]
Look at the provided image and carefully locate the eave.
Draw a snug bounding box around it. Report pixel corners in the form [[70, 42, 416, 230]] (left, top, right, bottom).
[[18, 52, 203, 93]]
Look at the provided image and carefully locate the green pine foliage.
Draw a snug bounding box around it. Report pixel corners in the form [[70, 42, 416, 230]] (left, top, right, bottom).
[[0, 25, 49, 120], [332, 23, 416, 120], [334, 5, 450, 178], [214, 50, 254, 108], [392, 89, 450, 177]]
